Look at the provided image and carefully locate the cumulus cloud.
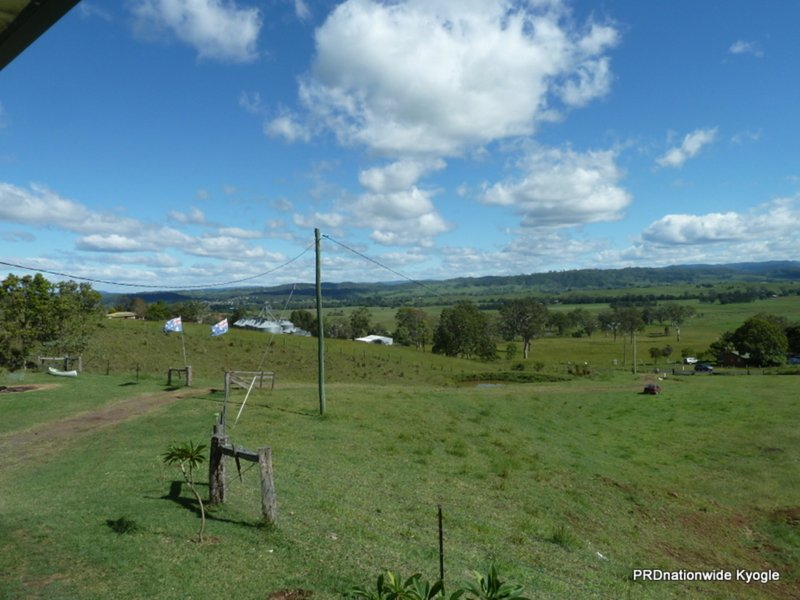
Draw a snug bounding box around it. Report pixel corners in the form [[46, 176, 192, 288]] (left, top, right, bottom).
[[352, 186, 450, 247], [656, 127, 717, 168], [76, 234, 153, 252], [481, 147, 630, 228], [264, 111, 311, 142], [642, 198, 800, 246], [130, 0, 262, 63], [185, 234, 281, 260], [729, 40, 763, 57], [0, 182, 139, 235], [643, 212, 744, 245], [358, 158, 446, 193], [272, 0, 619, 156]]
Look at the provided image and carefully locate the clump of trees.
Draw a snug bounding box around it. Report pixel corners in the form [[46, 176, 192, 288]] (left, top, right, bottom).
[[432, 301, 497, 360], [709, 313, 796, 367], [0, 274, 103, 369], [393, 308, 433, 350]]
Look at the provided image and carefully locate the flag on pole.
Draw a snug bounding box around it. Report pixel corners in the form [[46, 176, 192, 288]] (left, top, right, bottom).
[[163, 316, 183, 334], [211, 318, 228, 337]]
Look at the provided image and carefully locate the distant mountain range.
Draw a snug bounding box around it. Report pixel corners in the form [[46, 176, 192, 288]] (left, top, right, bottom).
[[102, 260, 800, 308]]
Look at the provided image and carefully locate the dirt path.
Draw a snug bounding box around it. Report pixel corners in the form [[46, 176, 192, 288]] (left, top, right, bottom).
[[0, 387, 212, 464]]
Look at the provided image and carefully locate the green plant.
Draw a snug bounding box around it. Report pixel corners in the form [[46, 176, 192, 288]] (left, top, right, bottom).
[[463, 564, 528, 600], [347, 566, 524, 600], [106, 516, 139, 534], [162, 440, 208, 542]]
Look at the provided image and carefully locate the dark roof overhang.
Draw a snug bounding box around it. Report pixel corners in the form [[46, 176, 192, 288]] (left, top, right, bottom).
[[0, 0, 80, 71]]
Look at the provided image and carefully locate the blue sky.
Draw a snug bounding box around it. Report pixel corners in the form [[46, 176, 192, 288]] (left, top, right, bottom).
[[1, 0, 799, 291]]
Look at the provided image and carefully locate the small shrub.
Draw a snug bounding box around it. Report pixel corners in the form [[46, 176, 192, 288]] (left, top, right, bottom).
[[345, 564, 527, 600], [505, 343, 517, 360], [106, 516, 139, 534], [549, 523, 577, 549]]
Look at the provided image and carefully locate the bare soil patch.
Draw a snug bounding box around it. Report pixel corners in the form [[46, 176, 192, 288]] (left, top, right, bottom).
[[0, 383, 60, 394], [0, 387, 211, 464]]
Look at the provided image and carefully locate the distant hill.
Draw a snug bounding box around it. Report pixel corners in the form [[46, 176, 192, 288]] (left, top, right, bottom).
[[100, 260, 800, 309]]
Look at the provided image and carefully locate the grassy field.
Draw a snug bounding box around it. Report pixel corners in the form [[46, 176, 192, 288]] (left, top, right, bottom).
[[1, 366, 798, 599], [1, 296, 798, 599], [76, 295, 800, 386]]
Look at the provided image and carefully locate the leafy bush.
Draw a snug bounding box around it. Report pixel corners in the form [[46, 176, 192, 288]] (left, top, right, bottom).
[[346, 565, 527, 600]]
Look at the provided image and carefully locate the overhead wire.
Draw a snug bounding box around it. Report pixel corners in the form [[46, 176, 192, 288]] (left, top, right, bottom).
[[0, 240, 315, 290], [321, 233, 445, 299]]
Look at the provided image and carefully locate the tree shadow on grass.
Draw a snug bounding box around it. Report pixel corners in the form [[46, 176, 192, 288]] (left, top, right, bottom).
[[149, 481, 263, 529]]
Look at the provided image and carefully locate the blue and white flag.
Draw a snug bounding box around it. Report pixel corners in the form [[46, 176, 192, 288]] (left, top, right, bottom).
[[163, 316, 183, 333], [211, 318, 228, 337]]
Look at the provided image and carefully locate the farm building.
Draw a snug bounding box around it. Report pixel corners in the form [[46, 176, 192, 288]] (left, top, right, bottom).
[[232, 302, 310, 335]]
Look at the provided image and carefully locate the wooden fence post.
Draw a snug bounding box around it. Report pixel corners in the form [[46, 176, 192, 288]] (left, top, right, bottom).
[[209, 424, 227, 504], [258, 447, 277, 524]]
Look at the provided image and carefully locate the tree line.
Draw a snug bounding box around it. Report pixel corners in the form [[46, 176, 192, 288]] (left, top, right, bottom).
[[0, 274, 103, 369]]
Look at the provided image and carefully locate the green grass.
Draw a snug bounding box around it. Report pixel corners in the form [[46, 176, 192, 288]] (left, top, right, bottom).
[[1, 371, 798, 599]]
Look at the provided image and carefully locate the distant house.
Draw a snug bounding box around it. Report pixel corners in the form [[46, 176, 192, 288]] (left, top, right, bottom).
[[107, 311, 137, 320], [355, 335, 393, 345], [718, 350, 750, 368]]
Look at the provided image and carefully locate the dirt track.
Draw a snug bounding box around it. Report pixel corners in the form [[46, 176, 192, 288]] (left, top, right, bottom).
[[0, 387, 211, 463]]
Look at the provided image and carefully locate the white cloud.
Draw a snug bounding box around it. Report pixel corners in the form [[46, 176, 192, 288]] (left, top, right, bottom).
[[358, 158, 445, 193], [642, 212, 744, 245], [481, 146, 630, 228], [218, 226, 263, 239], [436, 229, 609, 278], [729, 40, 763, 57], [0, 182, 139, 235], [130, 0, 262, 63], [280, 0, 618, 155], [168, 206, 207, 225], [656, 127, 717, 168], [182, 234, 285, 261], [642, 198, 800, 246], [78, 2, 113, 21], [294, 0, 311, 21], [238, 91, 262, 114], [731, 129, 761, 145], [264, 111, 311, 142], [76, 234, 152, 252], [293, 211, 345, 228]]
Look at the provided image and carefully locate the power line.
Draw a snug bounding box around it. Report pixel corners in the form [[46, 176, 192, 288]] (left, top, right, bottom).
[[0, 242, 314, 290], [321, 234, 444, 299]]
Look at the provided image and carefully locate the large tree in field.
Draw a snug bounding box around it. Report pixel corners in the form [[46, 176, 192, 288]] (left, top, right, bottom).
[[0, 274, 103, 369], [661, 302, 696, 342], [731, 316, 788, 367], [498, 297, 548, 359], [433, 301, 497, 360], [349, 307, 372, 339], [393, 307, 432, 350]]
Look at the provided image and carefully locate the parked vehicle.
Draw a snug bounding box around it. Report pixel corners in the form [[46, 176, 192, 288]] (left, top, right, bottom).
[[694, 363, 714, 372]]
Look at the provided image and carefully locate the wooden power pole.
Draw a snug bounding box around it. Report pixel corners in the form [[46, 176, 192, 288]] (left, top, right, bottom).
[[315, 228, 326, 415]]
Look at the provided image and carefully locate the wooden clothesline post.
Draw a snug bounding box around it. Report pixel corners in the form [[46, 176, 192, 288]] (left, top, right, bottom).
[[208, 422, 277, 524]]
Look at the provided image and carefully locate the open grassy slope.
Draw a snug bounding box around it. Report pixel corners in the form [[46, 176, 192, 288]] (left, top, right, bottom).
[[1, 368, 798, 599], [84, 294, 799, 388], [1, 294, 797, 599]]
